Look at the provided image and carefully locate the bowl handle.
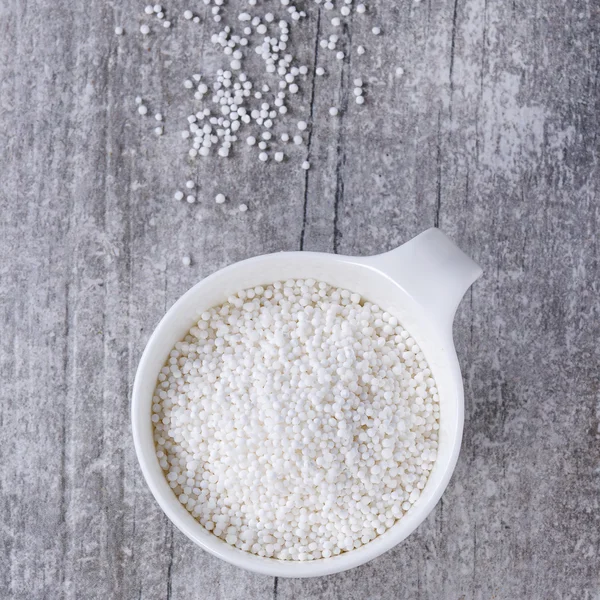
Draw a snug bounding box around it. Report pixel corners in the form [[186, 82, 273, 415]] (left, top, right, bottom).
[[367, 228, 482, 333]]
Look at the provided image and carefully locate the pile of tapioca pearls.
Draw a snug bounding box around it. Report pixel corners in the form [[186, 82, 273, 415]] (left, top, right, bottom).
[[153, 279, 439, 561]]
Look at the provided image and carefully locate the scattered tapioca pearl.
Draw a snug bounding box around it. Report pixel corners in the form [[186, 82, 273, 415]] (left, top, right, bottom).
[[274, 152, 284, 162], [372, 26, 381, 35], [140, 24, 150, 35], [128, 0, 387, 181], [329, 106, 339, 116], [356, 3, 366, 13], [154, 126, 163, 135], [144, 5, 154, 14], [357, 45, 366, 55], [396, 66, 405, 77], [138, 105, 148, 115], [174, 190, 184, 201], [301, 160, 310, 170], [186, 195, 196, 203], [115, 26, 124, 35], [181, 255, 191, 266], [215, 193, 226, 204], [238, 203, 248, 212]]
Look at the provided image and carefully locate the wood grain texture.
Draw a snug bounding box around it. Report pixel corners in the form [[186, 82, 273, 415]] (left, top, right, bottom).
[[1, 0, 598, 598]]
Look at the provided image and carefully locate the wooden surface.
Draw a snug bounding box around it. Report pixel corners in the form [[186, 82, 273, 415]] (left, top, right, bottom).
[[1, 0, 599, 598]]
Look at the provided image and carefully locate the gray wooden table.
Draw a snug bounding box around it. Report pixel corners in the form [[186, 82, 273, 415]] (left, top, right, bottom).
[[1, 0, 599, 598]]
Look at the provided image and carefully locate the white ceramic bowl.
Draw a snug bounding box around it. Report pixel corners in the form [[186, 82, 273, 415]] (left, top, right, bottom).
[[131, 228, 482, 577]]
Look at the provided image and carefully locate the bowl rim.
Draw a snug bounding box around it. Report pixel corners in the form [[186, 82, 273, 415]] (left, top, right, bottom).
[[131, 250, 464, 578]]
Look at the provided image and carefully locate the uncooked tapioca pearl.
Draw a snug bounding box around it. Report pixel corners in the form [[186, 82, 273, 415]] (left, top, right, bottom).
[[396, 67, 405, 77], [355, 96, 365, 105], [238, 203, 248, 212], [186, 180, 195, 189], [274, 152, 284, 162], [329, 106, 339, 116], [186, 194, 196, 203], [357, 45, 366, 55], [297, 121, 307, 131], [301, 161, 310, 170], [140, 24, 150, 35], [174, 190, 184, 201], [181, 255, 191, 266], [114, 26, 124, 35], [154, 126, 163, 135], [316, 67, 325, 76], [215, 193, 226, 204], [356, 3, 366, 13], [153, 280, 439, 562], [144, 5, 154, 14], [336, 51, 345, 60], [138, 105, 148, 115], [372, 26, 381, 35], [258, 152, 268, 162], [183, 10, 193, 19]]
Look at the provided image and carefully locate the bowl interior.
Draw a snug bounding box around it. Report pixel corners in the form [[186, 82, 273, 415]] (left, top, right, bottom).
[[132, 251, 464, 577]]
